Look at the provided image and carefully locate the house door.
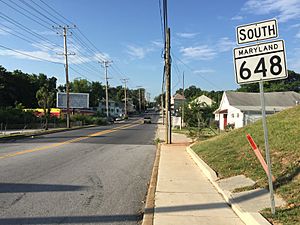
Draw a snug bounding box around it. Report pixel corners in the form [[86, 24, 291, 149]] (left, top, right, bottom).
[[223, 114, 227, 129]]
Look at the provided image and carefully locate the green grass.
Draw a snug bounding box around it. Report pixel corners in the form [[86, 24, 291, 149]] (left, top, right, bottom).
[[192, 105, 300, 225]]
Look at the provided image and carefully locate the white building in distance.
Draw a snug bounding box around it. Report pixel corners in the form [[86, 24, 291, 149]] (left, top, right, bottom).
[[214, 91, 300, 130]]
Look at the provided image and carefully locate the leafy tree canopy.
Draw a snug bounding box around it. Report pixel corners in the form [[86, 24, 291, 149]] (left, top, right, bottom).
[[237, 70, 300, 93]]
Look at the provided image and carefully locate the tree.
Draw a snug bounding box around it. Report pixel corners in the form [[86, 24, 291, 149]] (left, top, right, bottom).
[[237, 70, 300, 93], [89, 81, 105, 107], [0, 66, 57, 108], [36, 81, 55, 130], [70, 78, 91, 93], [184, 101, 214, 129]]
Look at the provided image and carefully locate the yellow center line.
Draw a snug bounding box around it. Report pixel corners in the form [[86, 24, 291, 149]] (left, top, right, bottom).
[[0, 119, 143, 160]]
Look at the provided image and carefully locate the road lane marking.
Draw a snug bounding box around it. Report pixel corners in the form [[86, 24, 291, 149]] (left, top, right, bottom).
[[0, 119, 142, 160]]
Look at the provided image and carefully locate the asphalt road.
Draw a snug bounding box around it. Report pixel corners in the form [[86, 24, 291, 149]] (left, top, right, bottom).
[[0, 115, 158, 225]]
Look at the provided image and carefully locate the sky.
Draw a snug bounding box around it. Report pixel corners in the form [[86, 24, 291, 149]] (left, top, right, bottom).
[[1, 0, 300, 100]]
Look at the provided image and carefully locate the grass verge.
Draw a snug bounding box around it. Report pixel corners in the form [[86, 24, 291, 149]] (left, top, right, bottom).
[[192, 105, 300, 225]]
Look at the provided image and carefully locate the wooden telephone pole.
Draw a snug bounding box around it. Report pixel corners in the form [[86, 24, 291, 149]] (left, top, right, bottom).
[[165, 28, 171, 144]]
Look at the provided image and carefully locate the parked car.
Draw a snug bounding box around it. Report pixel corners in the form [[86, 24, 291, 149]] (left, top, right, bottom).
[[143, 116, 151, 124]]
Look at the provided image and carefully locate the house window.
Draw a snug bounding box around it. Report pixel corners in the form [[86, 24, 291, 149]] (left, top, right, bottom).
[[232, 113, 234, 118], [237, 113, 239, 118]]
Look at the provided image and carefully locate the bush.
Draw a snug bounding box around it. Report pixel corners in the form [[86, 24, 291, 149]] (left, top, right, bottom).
[[93, 117, 107, 125], [70, 114, 107, 126], [71, 114, 94, 125], [0, 108, 37, 124]]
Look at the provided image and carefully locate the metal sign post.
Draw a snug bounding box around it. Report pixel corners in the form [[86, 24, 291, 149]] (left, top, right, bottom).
[[234, 18, 289, 215], [259, 80, 276, 215]]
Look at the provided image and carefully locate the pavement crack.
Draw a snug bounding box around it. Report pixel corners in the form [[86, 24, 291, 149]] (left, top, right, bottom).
[[81, 173, 104, 209]]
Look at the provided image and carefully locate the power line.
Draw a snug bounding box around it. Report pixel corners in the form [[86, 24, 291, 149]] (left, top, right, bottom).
[[0, 12, 62, 49], [18, 0, 59, 26], [171, 52, 221, 90], [35, 0, 130, 84], [29, 0, 66, 25], [158, 0, 165, 42], [172, 55, 182, 90], [39, 0, 74, 25], [0, 0, 54, 31], [0, 44, 63, 65]]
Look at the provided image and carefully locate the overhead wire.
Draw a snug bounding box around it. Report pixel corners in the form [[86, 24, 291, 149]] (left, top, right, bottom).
[[0, 0, 55, 31], [29, 0, 66, 25], [18, 0, 59, 26], [0, 12, 62, 49], [34, 0, 132, 84], [1, 0, 131, 87], [13, 0, 103, 82], [38, 0, 74, 25], [0, 44, 63, 65], [171, 52, 221, 90], [172, 55, 182, 90]]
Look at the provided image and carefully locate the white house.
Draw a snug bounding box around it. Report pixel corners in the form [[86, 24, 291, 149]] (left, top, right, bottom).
[[98, 100, 124, 117], [171, 93, 185, 114], [191, 95, 215, 107], [214, 91, 300, 130]]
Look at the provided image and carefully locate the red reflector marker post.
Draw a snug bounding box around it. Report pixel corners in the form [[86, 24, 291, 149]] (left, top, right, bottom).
[[246, 134, 275, 181]]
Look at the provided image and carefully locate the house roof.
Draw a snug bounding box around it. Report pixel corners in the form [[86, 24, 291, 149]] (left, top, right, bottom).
[[192, 94, 214, 103], [225, 91, 300, 111], [173, 93, 185, 100]]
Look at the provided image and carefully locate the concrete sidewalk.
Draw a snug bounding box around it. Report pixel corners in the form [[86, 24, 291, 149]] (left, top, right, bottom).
[[144, 119, 286, 225], [152, 124, 244, 225]]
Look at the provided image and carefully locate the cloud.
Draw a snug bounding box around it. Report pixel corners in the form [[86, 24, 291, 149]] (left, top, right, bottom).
[[0, 48, 64, 63], [217, 37, 236, 52], [179, 36, 235, 61], [0, 27, 12, 35], [0, 40, 108, 65], [241, 0, 300, 22], [288, 47, 300, 71], [179, 45, 216, 60], [295, 31, 300, 38], [126, 44, 154, 59], [289, 23, 300, 29], [94, 52, 111, 61], [151, 40, 164, 48], [176, 32, 199, 38], [193, 69, 215, 74], [231, 15, 244, 21]]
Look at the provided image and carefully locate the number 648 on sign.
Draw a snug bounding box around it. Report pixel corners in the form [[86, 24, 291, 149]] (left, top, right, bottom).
[[233, 40, 287, 84]]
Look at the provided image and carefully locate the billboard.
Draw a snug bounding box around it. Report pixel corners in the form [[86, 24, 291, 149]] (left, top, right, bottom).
[[57, 92, 89, 109]]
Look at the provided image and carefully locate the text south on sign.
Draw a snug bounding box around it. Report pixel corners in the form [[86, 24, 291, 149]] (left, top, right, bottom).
[[238, 25, 276, 42]]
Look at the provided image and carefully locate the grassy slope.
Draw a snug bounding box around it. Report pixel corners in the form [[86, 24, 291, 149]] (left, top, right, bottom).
[[192, 105, 300, 225]]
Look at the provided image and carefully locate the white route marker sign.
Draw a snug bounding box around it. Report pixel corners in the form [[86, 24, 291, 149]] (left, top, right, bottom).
[[234, 40, 287, 84], [236, 19, 278, 44]]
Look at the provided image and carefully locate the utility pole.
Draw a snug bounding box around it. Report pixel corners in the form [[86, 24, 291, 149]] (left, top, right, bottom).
[[181, 72, 185, 129], [121, 78, 129, 116], [161, 93, 164, 125], [139, 88, 142, 113], [100, 60, 112, 118], [165, 27, 171, 144], [136, 86, 142, 113], [55, 25, 75, 128], [147, 92, 151, 107]]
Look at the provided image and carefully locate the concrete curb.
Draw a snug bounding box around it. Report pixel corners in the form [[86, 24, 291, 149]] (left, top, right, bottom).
[[142, 143, 161, 225], [186, 146, 271, 225]]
